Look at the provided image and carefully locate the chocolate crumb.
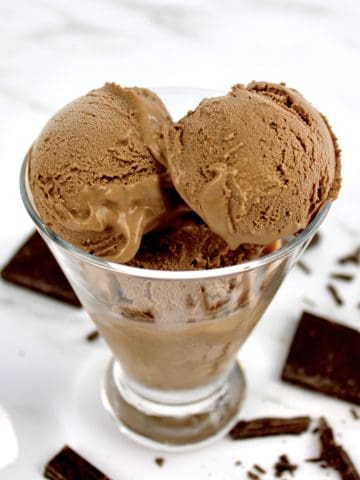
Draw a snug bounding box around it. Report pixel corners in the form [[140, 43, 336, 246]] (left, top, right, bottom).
[[274, 454, 297, 477], [350, 408, 359, 420], [155, 457, 164, 467], [338, 247, 360, 265], [234, 460, 242, 466], [312, 427, 320, 434], [86, 330, 99, 342], [297, 260, 311, 274], [330, 273, 354, 282], [326, 283, 344, 306], [317, 417, 360, 480], [254, 464, 266, 474], [247, 472, 260, 480]]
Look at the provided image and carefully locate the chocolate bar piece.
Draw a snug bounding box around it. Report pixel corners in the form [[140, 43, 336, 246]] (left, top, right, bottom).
[[317, 418, 359, 480], [229, 416, 310, 440], [44, 445, 111, 480], [281, 312, 360, 405], [1, 231, 81, 307]]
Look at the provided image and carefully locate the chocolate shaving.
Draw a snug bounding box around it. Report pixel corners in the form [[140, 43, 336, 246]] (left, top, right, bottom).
[[317, 417, 360, 480], [44, 445, 111, 479], [1, 231, 81, 307], [247, 472, 260, 480], [297, 260, 311, 274], [254, 464, 266, 474], [229, 416, 310, 440], [327, 283, 344, 306], [274, 454, 297, 477], [338, 247, 360, 265], [86, 330, 99, 342], [330, 273, 354, 282], [281, 311, 360, 405]]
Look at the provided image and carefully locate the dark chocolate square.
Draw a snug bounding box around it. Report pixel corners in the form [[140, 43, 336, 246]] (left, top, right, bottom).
[[281, 311, 360, 405], [1, 231, 81, 307], [44, 445, 111, 480]]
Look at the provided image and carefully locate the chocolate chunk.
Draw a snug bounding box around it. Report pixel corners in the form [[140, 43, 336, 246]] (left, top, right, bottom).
[[1, 231, 81, 307], [296, 260, 311, 274], [274, 454, 297, 477], [327, 283, 344, 306], [44, 445, 111, 479], [338, 247, 360, 265], [317, 417, 360, 480], [154, 457, 164, 467], [229, 416, 310, 440], [281, 311, 360, 405], [330, 273, 354, 282], [86, 330, 99, 342]]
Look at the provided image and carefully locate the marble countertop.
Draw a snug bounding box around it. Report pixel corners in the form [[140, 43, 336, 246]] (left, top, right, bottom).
[[0, 0, 359, 478]]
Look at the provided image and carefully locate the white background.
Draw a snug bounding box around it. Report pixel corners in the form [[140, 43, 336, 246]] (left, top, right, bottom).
[[0, 0, 359, 478]]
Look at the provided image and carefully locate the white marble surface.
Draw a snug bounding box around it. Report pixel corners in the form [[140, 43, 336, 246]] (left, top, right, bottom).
[[0, 0, 359, 478]]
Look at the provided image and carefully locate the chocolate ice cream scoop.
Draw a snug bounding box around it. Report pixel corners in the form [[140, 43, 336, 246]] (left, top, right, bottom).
[[165, 82, 341, 248], [28, 83, 173, 262]]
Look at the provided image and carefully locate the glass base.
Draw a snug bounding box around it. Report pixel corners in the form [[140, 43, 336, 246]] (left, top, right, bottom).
[[101, 358, 246, 451]]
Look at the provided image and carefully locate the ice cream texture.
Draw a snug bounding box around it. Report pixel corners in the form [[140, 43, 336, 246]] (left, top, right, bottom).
[[166, 82, 341, 249], [28, 83, 173, 263], [28, 81, 341, 268]]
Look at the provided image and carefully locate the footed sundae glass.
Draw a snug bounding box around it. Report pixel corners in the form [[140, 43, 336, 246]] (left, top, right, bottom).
[[20, 88, 330, 450]]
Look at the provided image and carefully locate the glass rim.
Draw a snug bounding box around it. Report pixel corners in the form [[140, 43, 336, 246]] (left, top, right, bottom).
[[20, 156, 330, 280]]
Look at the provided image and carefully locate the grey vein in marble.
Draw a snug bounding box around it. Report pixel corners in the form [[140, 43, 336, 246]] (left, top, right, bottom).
[[25, 0, 120, 41], [107, 0, 205, 38], [0, 85, 50, 113]]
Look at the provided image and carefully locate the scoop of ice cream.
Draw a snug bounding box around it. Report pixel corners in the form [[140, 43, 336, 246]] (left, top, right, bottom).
[[165, 82, 341, 248], [127, 213, 267, 271], [28, 83, 173, 262]]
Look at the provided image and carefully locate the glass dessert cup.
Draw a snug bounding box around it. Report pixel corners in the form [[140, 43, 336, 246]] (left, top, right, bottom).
[[20, 88, 330, 451]]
